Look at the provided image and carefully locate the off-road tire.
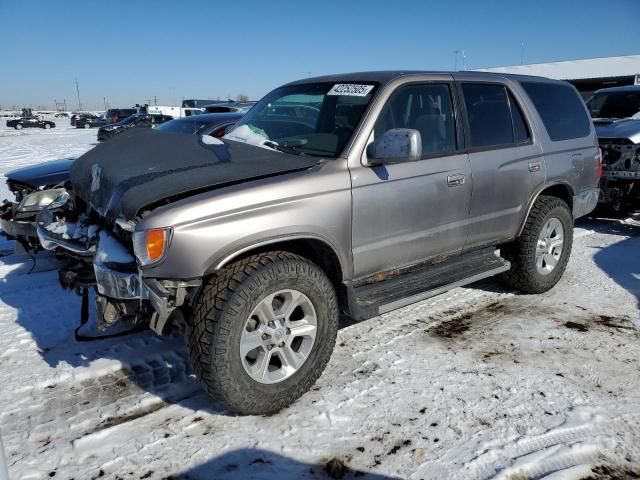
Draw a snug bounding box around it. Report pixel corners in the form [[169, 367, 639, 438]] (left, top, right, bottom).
[[501, 195, 573, 293], [187, 251, 339, 415]]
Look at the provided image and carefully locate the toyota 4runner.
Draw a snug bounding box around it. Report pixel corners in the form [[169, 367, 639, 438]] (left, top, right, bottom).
[[36, 71, 600, 414]]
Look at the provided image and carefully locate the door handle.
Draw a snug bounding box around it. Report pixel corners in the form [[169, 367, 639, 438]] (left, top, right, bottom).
[[528, 161, 542, 172], [447, 174, 465, 187]]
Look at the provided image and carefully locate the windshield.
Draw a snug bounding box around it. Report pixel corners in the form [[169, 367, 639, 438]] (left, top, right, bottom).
[[157, 118, 216, 135], [587, 90, 640, 119], [225, 82, 378, 157]]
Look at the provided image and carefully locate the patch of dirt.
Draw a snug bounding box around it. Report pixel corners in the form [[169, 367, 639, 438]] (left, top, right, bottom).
[[580, 464, 640, 479], [427, 301, 508, 339], [565, 321, 589, 332], [594, 315, 635, 331], [387, 439, 411, 455], [325, 458, 350, 479]]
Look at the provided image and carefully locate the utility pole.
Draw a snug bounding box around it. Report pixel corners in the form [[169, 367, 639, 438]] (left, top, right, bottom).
[[454, 50, 460, 71], [75, 77, 82, 111], [461, 50, 467, 71], [154, 95, 157, 105], [520, 42, 525, 65]]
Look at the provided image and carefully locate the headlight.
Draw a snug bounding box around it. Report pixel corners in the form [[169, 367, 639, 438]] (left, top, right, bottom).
[[133, 228, 170, 266], [17, 188, 68, 212]]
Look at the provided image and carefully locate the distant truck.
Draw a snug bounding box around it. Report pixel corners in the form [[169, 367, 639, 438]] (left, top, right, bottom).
[[147, 106, 204, 118]]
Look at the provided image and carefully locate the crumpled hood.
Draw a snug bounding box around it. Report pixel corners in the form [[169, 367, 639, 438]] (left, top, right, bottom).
[[69, 128, 321, 220], [593, 118, 640, 144], [6, 158, 74, 187]]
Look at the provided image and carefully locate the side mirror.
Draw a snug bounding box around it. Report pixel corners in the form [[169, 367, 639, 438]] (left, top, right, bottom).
[[365, 129, 422, 166]]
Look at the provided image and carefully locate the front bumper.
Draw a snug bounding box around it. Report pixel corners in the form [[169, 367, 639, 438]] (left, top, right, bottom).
[[37, 213, 200, 334]]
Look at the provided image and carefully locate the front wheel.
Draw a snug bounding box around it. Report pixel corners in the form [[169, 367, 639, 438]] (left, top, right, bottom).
[[187, 251, 338, 415], [501, 195, 573, 293], [84, 123, 90, 129], [44, 123, 51, 129], [15, 124, 22, 130]]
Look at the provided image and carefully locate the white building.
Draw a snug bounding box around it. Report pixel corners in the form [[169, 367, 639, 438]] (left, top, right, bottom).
[[476, 54, 640, 98]]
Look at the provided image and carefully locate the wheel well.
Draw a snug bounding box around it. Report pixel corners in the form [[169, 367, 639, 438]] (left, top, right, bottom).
[[516, 183, 575, 237], [217, 238, 345, 290], [538, 184, 573, 211]]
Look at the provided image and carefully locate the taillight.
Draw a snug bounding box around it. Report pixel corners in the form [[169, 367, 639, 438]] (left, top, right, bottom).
[[596, 148, 603, 179]]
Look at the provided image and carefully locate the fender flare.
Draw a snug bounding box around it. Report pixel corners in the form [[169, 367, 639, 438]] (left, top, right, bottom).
[[516, 181, 575, 237], [208, 233, 349, 281]]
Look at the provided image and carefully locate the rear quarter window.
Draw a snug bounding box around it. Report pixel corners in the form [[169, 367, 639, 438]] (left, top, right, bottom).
[[521, 81, 590, 141]]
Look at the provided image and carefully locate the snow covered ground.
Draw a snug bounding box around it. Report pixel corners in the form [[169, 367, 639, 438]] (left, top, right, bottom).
[[0, 128, 639, 480]]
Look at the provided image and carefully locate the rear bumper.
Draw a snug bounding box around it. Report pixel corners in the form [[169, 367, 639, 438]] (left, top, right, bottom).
[[573, 187, 600, 219]]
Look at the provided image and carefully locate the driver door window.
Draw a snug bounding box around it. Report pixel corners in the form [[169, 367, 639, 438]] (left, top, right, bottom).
[[373, 83, 457, 157]]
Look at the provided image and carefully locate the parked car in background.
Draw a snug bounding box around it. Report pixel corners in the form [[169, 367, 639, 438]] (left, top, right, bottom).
[[203, 101, 256, 113], [54, 112, 70, 118], [97, 113, 173, 142], [155, 112, 242, 137], [0, 111, 21, 119], [6, 117, 56, 130], [105, 108, 139, 123], [587, 85, 640, 214], [0, 159, 73, 248], [75, 115, 109, 129], [1, 112, 241, 249], [37, 71, 599, 415]]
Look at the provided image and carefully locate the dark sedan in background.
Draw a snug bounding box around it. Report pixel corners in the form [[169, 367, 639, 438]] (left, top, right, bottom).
[[97, 113, 173, 142], [75, 115, 109, 129], [0, 112, 243, 249], [6, 117, 56, 130]]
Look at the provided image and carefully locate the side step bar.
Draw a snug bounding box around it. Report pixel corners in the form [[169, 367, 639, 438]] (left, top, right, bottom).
[[345, 248, 510, 321]]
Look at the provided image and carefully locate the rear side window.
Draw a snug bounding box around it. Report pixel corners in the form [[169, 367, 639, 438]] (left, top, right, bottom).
[[462, 84, 514, 148], [521, 82, 590, 141]]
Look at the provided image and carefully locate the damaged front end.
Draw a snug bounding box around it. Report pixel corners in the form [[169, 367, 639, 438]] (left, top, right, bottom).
[[36, 195, 200, 336], [598, 137, 640, 212], [0, 184, 69, 250]]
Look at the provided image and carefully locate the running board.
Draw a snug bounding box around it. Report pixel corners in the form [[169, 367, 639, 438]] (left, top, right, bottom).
[[345, 248, 510, 321]]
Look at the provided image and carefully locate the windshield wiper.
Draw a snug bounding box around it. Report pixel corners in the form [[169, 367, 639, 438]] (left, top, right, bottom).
[[263, 141, 306, 156]]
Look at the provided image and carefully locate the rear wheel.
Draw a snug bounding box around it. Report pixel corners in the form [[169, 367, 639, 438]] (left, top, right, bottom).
[[84, 123, 90, 129], [187, 251, 338, 415], [501, 195, 573, 293], [44, 123, 51, 129], [15, 124, 22, 130]]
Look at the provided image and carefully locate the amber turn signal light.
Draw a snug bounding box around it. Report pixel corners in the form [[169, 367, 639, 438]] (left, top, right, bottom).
[[146, 229, 166, 262]]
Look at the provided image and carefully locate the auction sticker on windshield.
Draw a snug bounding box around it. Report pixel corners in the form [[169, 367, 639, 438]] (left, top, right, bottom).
[[327, 84, 375, 97]]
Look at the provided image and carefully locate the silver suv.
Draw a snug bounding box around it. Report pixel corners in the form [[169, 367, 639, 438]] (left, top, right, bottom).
[[37, 71, 600, 414]]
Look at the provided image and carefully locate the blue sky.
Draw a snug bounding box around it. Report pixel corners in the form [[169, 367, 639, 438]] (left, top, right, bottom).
[[0, 0, 639, 110]]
